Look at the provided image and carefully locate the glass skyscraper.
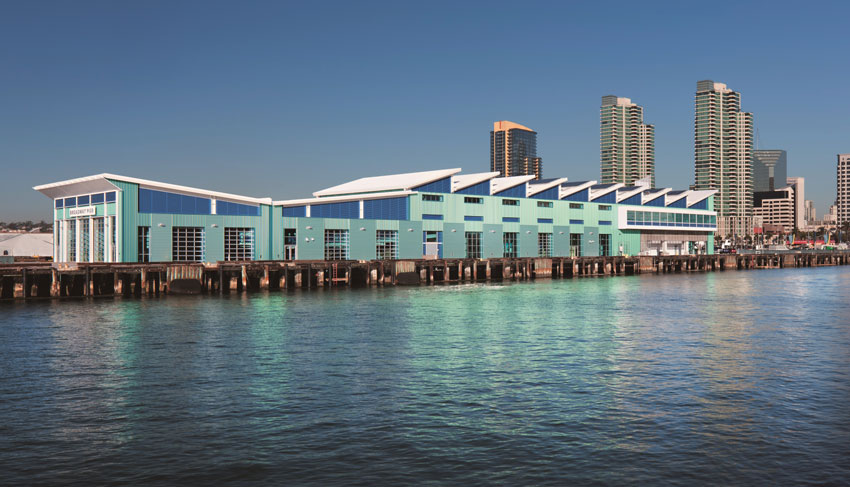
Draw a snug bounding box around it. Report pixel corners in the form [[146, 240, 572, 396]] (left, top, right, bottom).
[[753, 150, 787, 192], [490, 121, 542, 179]]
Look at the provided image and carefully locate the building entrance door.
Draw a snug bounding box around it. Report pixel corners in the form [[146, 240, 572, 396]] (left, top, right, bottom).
[[423, 231, 442, 258]]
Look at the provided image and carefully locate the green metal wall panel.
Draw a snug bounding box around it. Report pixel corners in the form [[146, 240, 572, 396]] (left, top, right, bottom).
[[519, 225, 537, 258], [109, 179, 138, 263], [483, 224, 502, 258], [442, 223, 465, 258], [149, 221, 171, 261], [553, 225, 570, 257], [398, 220, 422, 259], [620, 230, 641, 256], [293, 218, 325, 260], [582, 226, 599, 257], [350, 219, 376, 260]]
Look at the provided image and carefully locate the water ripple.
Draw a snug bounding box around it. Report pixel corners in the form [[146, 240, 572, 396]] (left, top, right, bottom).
[[1, 267, 849, 485]]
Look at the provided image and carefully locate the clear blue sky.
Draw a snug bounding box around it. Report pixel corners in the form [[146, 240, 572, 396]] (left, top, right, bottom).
[[2, 0, 848, 221]]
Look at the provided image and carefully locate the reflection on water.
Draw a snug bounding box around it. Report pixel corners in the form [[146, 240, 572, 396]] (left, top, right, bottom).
[[1, 267, 850, 485]]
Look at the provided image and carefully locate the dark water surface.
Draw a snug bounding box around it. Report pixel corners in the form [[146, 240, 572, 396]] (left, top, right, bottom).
[[2, 267, 850, 485]]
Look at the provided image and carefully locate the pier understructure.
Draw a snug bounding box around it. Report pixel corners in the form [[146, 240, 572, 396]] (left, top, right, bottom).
[[2, 252, 849, 300]]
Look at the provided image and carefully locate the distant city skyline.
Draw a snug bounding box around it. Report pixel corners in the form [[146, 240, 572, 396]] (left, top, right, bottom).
[[1, 2, 848, 220]]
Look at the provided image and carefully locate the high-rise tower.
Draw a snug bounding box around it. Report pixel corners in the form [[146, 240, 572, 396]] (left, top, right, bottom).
[[490, 121, 542, 179], [694, 80, 754, 237], [600, 95, 655, 186], [753, 150, 787, 192], [837, 154, 850, 225]]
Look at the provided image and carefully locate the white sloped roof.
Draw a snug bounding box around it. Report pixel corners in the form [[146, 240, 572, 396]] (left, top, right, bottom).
[[559, 181, 596, 199], [490, 175, 535, 195], [616, 186, 645, 203], [451, 172, 500, 192], [274, 191, 414, 206], [665, 191, 690, 205], [589, 183, 624, 201], [686, 190, 716, 207], [312, 168, 461, 197], [526, 178, 568, 197], [33, 174, 272, 205], [641, 188, 671, 204]]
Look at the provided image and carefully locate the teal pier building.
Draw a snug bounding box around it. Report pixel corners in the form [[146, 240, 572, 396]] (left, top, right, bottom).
[[35, 169, 717, 264]]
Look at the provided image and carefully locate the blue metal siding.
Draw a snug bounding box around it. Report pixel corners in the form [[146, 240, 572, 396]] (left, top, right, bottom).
[[495, 184, 527, 198], [667, 198, 688, 208], [530, 187, 559, 200], [311, 201, 359, 219], [363, 197, 408, 220], [217, 200, 259, 216], [644, 196, 666, 207], [413, 177, 452, 193], [562, 189, 589, 202], [139, 188, 213, 215], [689, 198, 708, 210], [592, 192, 616, 204], [455, 180, 490, 195], [620, 194, 641, 206], [282, 206, 307, 217]]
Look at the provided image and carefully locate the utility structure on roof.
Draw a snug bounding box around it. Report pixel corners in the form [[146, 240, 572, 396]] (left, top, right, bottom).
[[35, 168, 717, 263], [490, 121, 543, 180], [693, 80, 754, 239], [600, 95, 655, 187]]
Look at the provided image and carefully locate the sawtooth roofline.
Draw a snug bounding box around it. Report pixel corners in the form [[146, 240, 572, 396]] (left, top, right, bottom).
[[275, 168, 713, 208]]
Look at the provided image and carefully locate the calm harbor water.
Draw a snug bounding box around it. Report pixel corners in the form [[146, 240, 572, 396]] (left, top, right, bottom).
[[2, 267, 850, 485]]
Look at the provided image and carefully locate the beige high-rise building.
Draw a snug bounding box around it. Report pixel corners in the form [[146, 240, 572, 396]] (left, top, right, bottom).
[[837, 154, 850, 225], [786, 176, 805, 231], [600, 96, 655, 186], [694, 80, 754, 238], [754, 186, 795, 232], [805, 200, 816, 224], [490, 121, 542, 179]]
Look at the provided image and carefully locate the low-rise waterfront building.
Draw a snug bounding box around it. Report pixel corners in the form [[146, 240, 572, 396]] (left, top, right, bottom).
[[34, 169, 718, 263], [753, 186, 795, 233]]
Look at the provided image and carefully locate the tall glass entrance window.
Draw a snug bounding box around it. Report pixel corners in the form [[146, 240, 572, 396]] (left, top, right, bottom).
[[68, 222, 76, 261], [284, 228, 297, 260], [422, 231, 442, 258], [172, 226, 205, 262], [503, 232, 518, 258], [93, 218, 105, 261], [465, 232, 482, 259], [324, 229, 349, 260], [110, 216, 117, 262], [599, 234, 611, 257], [570, 233, 582, 257], [376, 230, 398, 260], [80, 219, 90, 262], [224, 228, 255, 261], [538, 233, 552, 257], [138, 226, 150, 262]]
